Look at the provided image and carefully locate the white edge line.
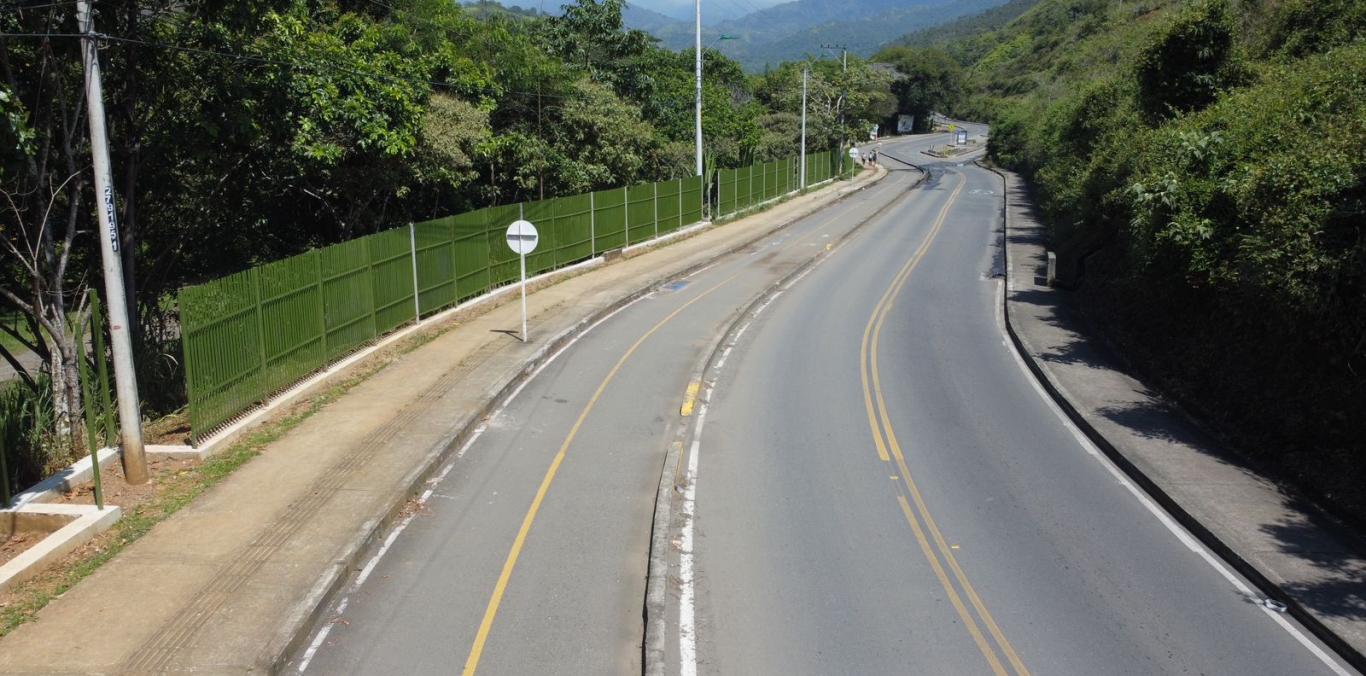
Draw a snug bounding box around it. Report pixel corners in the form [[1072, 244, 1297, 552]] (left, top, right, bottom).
[[994, 279, 1351, 676], [678, 397, 707, 676]]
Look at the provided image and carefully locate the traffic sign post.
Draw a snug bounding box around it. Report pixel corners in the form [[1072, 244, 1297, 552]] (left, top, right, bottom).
[[506, 219, 539, 342]]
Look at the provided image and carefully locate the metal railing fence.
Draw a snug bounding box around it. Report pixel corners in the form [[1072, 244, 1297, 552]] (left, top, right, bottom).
[[180, 152, 837, 441]]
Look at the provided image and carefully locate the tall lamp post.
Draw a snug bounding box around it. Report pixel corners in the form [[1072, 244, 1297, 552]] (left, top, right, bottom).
[[820, 43, 848, 175], [694, 0, 703, 176]]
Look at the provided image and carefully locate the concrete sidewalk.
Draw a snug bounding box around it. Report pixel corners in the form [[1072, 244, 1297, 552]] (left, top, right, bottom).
[[0, 169, 886, 675], [994, 166, 1366, 672]]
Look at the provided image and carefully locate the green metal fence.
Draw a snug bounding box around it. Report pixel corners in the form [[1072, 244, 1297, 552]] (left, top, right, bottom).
[[715, 148, 840, 220], [183, 175, 705, 440], [180, 148, 847, 441]]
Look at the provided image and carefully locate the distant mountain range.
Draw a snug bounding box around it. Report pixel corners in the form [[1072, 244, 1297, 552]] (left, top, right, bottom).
[[624, 0, 1011, 70], [463, 0, 1014, 71]]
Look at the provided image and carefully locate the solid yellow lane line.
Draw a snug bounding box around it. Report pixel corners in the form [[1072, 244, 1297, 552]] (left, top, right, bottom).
[[858, 175, 961, 462], [680, 381, 701, 417], [860, 172, 1031, 676], [462, 272, 743, 676], [865, 174, 1030, 676], [896, 495, 1008, 676], [858, 175, 1004, 671]]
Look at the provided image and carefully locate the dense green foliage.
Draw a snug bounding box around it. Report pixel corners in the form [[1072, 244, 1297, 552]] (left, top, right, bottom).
[[888, 0, 1040, 66], [956, 0, 1366, 519], [0, 0, 891, 476], [872, 46, 963, 132]]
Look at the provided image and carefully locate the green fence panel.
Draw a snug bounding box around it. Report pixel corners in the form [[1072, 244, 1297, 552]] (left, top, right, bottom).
[[320, 236, 377, 361], [257, 250, 324, 398], [591, 188, 626, 252], [553, 192, 593, 266], [180, 268, 263, 437], [656, 179, 681, 235], [681, 175, 703, 226], [453, 207, 492, 300], [745, 164, 757, 208], [370, 227, 416, 329], [736, 165, 749, 209], [718, 168, 736, 217], [523, 197, 558, 275], [486, 203, 523, 288], [627, 183, 656, 244], [414, 218, 456, 317], [182, 152, 848, 442]]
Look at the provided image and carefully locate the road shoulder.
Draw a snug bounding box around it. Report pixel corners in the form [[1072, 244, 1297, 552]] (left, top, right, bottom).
[[989, 163, 1366, 672]]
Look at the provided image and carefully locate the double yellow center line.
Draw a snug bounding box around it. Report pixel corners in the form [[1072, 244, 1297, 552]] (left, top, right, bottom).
[[857, 172, 1030, 676]]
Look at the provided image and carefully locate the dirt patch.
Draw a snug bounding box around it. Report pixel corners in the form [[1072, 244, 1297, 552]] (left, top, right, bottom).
[[0, 534, 39, 568], [145, 412, 191, 446], [56, 455, 198, 507]]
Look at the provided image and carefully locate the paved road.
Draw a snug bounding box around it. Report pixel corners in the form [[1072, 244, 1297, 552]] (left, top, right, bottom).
[[683, 138, 1350, 675], [294, 137, 928, 675], [293, 130, 1353, 675]]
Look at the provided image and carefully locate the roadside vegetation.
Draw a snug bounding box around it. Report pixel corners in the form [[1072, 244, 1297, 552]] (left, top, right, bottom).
[[0, 0, 894, 491], [933, 0, 1366, 522]]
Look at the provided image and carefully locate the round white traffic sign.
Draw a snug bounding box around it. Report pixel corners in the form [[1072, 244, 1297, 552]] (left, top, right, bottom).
[[505, 219, 539, 255]]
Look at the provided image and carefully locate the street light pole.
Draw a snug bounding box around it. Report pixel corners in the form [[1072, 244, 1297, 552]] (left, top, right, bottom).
[[800, 66, 808, 189], [694, 0, 703, 177], [76, 0, 148, 484], [821, 43, 848, 175]]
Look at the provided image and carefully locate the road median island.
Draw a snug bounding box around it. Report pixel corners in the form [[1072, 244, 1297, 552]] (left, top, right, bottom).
[[986, 161, 1366, 673], [0, 166, 886, 674]]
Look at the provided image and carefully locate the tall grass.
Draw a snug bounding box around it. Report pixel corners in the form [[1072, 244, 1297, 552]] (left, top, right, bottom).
[[0, 376, 57, 503]]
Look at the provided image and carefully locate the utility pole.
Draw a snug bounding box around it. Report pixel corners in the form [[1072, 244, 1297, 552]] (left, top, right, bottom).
[[800, 66, 808, 189], [76, 1, 147, 484], [694, 0, 703, 177], [821, 43, 848, 176]]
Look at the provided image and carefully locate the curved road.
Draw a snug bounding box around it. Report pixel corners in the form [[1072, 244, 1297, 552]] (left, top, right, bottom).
[[293, 130, 1353, 675]]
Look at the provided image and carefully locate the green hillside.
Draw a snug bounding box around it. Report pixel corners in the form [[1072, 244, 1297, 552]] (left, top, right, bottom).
[[889, 0, 1040, 65], [958, 0, 1366, 520]]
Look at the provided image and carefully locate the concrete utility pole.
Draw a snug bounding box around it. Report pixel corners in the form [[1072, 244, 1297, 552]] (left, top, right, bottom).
[[76, 0, 148, 484], [821, 43, 848, 175], [694, 0, 703, 176], [800, 67, 808, 189]]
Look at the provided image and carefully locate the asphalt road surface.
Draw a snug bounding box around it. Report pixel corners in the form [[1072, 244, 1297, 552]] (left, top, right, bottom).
[[294, 130, 1353, 676]]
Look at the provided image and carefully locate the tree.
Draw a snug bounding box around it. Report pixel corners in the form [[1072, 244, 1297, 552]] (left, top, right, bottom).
[[1135, 0, 1241, 124], [0, 6, 97, 444], [874, 46, 963, 133]]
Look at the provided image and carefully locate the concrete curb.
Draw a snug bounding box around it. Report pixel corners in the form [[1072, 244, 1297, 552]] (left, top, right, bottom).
[[7, 447, 121, 507], [641, 163, 926, 676], [0, 503, 121, 594], [979, 160, 1366, 674], [270, 168, 891, 674]]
